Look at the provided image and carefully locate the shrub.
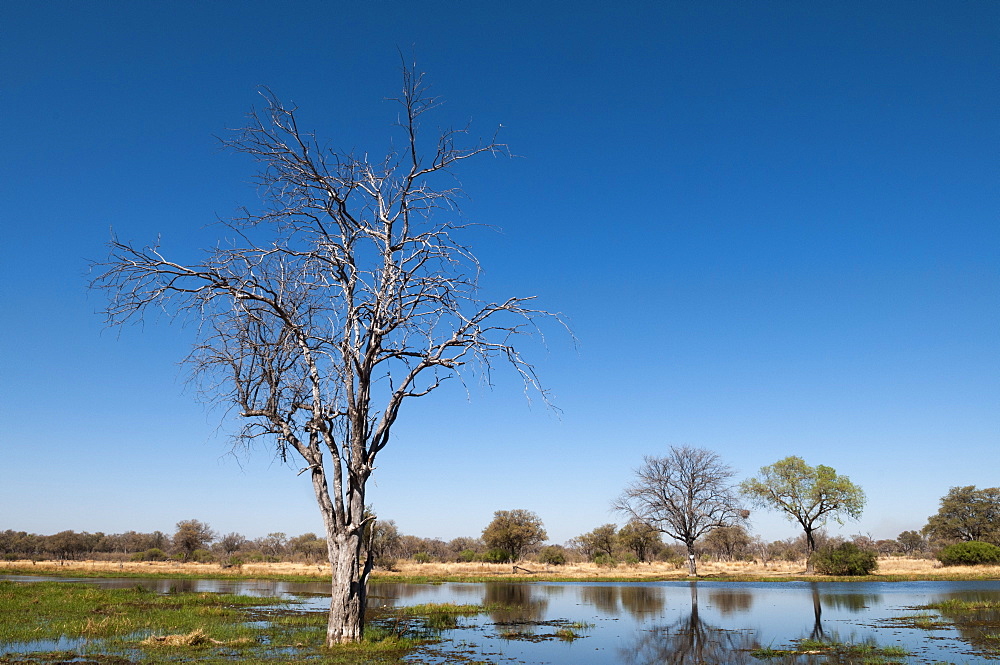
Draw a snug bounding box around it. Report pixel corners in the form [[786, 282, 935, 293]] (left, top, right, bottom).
[[457, 549, 478, 563], [537, 546, 566, 566], [936, 541, 1000, 566], [622, 553, 640, 565], [412, 552, 432, 564], [593, 553, 617, 568], [190, 548, 214, 563], [811, 543, 878, 576], [374, 555, 398, 570], [147, 548, 168, 561], [481, 548, 512, 563]]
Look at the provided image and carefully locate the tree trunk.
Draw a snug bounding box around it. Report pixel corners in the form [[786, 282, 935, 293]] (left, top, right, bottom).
[[686, 542, 698, 576], [325, 531, 365, 645], [804, 528, 816, 573]]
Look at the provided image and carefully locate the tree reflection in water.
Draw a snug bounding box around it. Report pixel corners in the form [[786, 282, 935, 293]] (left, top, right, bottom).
[[810, 583, 825, 640], [482, 583, 548, 623], [619, 583, 760, 664], [577, 585, 667, 619], [580, 585, 620, 614], [620, 585, 666, 618], [707, 588, 752, 615]]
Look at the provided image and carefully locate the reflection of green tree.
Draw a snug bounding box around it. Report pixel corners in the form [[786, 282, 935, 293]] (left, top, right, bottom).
[[821, 593, 880, 612], [707, 589, 752, 615], [620, 585, 666, 619], [580, 585, 620, 615], [619, 583, 760, 664], [810, 583, 824, 640], [483, 583, 548, 623]]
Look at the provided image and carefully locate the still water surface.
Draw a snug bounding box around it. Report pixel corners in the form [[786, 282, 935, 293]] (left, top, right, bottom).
[[4, 576, 1000, 663]]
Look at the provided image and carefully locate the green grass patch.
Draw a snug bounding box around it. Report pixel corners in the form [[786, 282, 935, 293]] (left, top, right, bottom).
[[0, 580, 271, 644], [926, 598, 1000, 612], [750, 637, 910, 662], [0, 580, 427, 664]]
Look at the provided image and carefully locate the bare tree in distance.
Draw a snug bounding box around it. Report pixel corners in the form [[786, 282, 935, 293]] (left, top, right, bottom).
[[91, 65, 563, 644], [614, 446, 746, 576]]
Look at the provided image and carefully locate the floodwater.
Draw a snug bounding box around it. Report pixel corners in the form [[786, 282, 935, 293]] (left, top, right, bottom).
[[4, 576, 1000, 663]]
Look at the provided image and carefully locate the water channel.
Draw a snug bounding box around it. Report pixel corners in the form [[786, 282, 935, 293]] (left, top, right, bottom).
[[4, 576, 1000, 663]]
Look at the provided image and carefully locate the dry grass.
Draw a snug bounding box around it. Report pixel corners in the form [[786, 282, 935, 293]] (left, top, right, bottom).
[[4, 557, 1000, 580], [141, 628, 252, 647], [0, 558, 328, 578]]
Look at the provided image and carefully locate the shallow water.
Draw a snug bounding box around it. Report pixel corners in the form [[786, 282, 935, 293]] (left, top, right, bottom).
[[4, 576, 1000, 663]]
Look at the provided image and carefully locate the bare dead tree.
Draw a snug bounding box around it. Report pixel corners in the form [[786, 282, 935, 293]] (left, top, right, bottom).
[[614, 446, 746, 576], [91, 66, 560, 644]]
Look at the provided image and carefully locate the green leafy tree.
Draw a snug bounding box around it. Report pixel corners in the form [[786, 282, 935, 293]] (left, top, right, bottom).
[[741, 457, 865, 572], [575, 524, 618, 560], [481, 509, 547, 562], [288, 532, 327, 563], [896, 530, 926, 555], [617, 519, 663, 563], [923, 486, 1000, 545], [172, 519, 216, 561], [46, 530, 88, 560]]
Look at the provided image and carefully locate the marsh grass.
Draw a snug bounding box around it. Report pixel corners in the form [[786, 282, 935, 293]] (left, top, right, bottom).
[[751, 638, 910, 663], [0, 581, 424, 664], [0, 581, 268, 644], [927, 598, 1000, 612]]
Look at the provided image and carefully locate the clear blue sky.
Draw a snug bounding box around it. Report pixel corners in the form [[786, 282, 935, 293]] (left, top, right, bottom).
[[1, 1, 996, 547]]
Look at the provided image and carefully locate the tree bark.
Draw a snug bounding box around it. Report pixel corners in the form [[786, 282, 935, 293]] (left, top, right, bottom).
[[804, 527, 816, 573], [686, 542, 698, 576], [326, 531, 364, 644]]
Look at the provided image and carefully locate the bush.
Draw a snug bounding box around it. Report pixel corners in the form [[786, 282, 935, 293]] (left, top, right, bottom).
[[622, 553, 640, 565], [936, 541, 1000, 566], [457, 549, 478, 563], [190, 548, 214, 563], [593, 553, 617, 568], [412, 552, 432, 564], [481, 548, 512, 563], [374, 555, 398, 570], [131, 548, 167, 562], [811, 543, 878, 576], [537, 546, 566, 566]]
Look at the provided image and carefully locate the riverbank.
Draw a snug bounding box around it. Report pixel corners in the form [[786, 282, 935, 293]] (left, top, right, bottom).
[[4, 557, 1000, 583]]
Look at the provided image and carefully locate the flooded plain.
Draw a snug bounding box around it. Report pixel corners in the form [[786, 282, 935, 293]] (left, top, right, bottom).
[[4, 576, 1000, 663]]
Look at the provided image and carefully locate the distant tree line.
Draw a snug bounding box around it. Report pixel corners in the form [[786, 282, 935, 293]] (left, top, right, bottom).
[[3, 472, 995, 571], [0, 520, 326, 566]]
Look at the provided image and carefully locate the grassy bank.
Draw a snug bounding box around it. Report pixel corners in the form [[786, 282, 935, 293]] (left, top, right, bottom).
[[3, 557, 1000, 584], [0, 580, 447, 664]]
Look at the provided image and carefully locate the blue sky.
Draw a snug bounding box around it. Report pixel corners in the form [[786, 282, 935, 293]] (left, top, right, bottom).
[[1, 1, 996, 547]]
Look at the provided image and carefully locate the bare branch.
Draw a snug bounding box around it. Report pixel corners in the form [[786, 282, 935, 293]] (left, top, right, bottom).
[[90, 64, 565, 644]]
